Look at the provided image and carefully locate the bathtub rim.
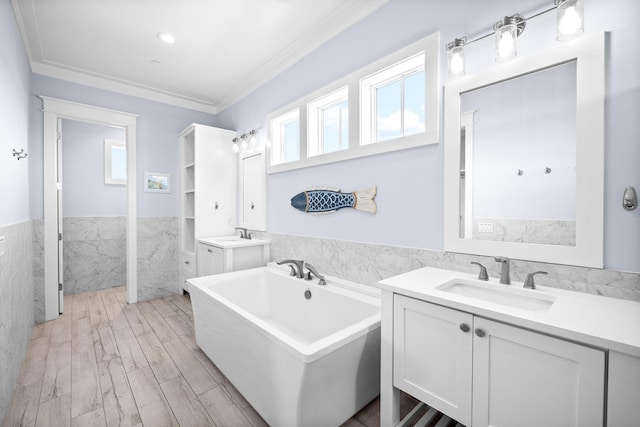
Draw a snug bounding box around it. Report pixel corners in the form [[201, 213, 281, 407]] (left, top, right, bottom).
[[188, 266, 381, 363]]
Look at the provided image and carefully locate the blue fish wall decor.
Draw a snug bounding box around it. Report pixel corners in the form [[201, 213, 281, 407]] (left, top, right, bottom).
[[290, 186, 377, 214]]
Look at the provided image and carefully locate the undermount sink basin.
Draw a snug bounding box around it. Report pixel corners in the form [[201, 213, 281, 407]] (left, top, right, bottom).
[[210, 235, 243, 241], [436, 279, 556, 312]]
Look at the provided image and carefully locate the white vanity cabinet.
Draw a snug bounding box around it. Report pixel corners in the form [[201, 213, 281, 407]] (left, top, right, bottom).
[[393, 296, 472, 423], [393, 295, 605, 427], [195, 238, 270, 278]]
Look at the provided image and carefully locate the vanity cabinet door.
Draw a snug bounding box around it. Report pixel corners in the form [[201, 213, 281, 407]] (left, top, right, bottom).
[[197, 243, 224, 276], [393, 295, 473, 426], [472, 317, 605, 427]]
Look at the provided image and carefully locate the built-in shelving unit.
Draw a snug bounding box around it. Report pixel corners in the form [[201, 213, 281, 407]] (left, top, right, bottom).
[[178, 124, 237, 289]]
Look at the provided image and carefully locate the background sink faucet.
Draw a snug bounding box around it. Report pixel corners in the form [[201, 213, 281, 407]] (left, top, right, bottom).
[[235, 227, 252, 239], [494, 257, 511, 285]]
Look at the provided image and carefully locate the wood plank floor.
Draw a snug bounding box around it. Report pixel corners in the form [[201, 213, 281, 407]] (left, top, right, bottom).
[[2, 286, 427, 427]]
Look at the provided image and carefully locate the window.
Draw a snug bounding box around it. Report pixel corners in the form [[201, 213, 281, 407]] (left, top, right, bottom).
[[270, 109, 300, 165], [267, 31, 439, 173], [361, 53, 426, 145], [308, 87, 349, 157], [104, 139, 126, 185]]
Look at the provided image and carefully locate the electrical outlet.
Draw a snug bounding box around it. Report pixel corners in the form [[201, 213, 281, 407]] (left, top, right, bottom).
[[0, 236, 5, 257], [478, 223, 494, 233]]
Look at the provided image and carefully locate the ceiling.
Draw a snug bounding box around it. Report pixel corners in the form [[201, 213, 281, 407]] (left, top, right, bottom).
[[11, 0, 388, 114]]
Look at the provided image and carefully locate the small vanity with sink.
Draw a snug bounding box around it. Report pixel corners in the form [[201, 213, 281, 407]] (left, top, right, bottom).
[[379, 266, 640, 427], [194, 235, 270, 283]]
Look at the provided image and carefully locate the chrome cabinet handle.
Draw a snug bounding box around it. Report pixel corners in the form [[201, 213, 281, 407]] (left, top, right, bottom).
[[185, 261, 190, 265], [459, 323, 470, 333], [251, 202, 255, 210], [207, 249, 212, 253], [475, 328, 486, 338]]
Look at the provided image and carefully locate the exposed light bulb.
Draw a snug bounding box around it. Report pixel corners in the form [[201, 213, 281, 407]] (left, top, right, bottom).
[[556, 0, 584, 41], [495, 23, 517, 61], [446, 38, 466, 77], [449, 51, 464, 75], [232, 138, 239, 153], [240, 134, 248, 150], [497, 32, 515, 57], [249, 130, 257, 145]]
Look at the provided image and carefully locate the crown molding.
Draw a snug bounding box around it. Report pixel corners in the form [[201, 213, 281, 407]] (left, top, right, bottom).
[[31, 61, 219, 114], [12, 0, 389, 115], [213, 0, 390, 112]]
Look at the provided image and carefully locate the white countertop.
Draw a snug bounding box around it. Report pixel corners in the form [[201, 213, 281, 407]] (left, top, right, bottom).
[[378, 266, 640, 357], [197, 236, 270, 249]]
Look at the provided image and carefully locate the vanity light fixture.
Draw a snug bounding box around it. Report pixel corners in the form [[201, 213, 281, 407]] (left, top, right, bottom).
[[232, 130, 259, 153], [494, 15, 526, 61], [446, 38, 467, 76], [555, 0, 584, 41], [248, 130, 258, 146], [445, 0, 585, 77]]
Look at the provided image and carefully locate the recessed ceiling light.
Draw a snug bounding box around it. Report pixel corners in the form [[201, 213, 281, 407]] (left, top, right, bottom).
[[157, 32, 175, 44]]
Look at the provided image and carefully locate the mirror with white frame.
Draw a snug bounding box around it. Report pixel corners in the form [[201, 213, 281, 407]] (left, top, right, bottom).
[[443, 32, 605, 267]]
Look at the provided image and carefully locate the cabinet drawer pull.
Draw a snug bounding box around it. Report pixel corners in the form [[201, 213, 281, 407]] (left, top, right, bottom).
[[251, 202, 255, 210], [185, 261, 190, 265], [207, 249, 212, 253], [475, 328, 486, 338], [459, 323, 470, 333]]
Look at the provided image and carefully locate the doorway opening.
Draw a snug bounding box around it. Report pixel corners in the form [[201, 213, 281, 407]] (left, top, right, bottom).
[[42, 97, 138, 321], [60, 119, 127, 302]]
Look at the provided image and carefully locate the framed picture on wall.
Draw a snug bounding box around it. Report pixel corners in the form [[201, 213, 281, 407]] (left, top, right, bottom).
[[144, 172, 171, 193]]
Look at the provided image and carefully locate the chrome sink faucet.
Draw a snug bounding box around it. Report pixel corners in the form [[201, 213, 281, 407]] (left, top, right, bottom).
[[235, 227, 252, 239], [277, 259, 305, 278], [494, 257, 511, 285], [304, 263, 326, 286]]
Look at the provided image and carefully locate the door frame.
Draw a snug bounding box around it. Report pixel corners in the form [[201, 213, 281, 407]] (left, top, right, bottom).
[[42, 96, 139, 320]]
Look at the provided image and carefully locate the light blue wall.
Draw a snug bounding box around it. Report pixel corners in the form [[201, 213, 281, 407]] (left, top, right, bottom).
[[217, 0, 640, 273], [0, 1, 35, 424], [62, 120, 127, 216], [1, 0, 31, 225], [29, 76, 219, 218]]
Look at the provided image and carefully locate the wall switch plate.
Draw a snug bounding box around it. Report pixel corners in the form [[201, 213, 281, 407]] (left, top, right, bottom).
[[0, 236, 5, 257], [478, 223, 494, 233]]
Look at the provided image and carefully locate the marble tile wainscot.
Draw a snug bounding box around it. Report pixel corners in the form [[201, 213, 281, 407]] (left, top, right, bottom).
[[32, 219, 45, 323], [265, 232, 640, 302], [137, 217, 180, 302], [0, 220, 35, 424], [62, 217, 126, 295]]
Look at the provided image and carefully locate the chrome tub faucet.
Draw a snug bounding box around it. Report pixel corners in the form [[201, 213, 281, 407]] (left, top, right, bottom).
[[304, 263, 326, 286], [277, 259, 305, 278]]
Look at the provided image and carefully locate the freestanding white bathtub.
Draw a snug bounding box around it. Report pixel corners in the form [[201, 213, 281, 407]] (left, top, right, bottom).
[[188, 265, 381, 427]]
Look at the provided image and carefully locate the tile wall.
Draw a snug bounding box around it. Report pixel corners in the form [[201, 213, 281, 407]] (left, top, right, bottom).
[[33, 217, 180, 322], [0, 220, 34, 422], [265, 232, 640, 302], [137, 217, 180, 301]]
